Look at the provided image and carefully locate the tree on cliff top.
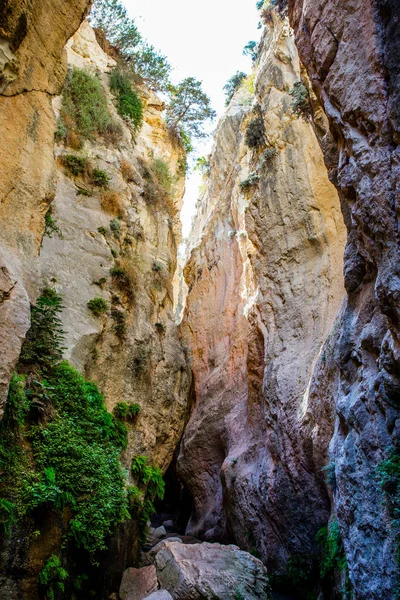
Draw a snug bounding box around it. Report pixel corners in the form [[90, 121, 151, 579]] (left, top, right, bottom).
[[223, 71, 247, 105], [166, 77, 216, 140]]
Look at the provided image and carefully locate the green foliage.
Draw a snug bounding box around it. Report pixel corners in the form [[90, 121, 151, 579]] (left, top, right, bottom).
[[113, 402, 141, 421], [224, 71, 247, 105], [240, 172, 259, 190], [109, 68, 143, 132], [245, 115, 265, 149], [29, 362, 129, 553], [111, 308, 127, 339], [130, 455, 165, 538], [289, 81, 311, 118], [243, 40, 258, 63], [61, 67, 114, 140], [5, 374, 29, 426], [194, 156, 211, 177], [322, 461, 337, 492], [44, 208, 62, 239], [62, 154, 88, 176], [97, 226, 108, 236], [55, 118, 68, 142], [39, 554, 69, 600], [109, 218, 121, 237], [0, 498, 16, 535], [130, 43, 171, 92], [152, 158, 174, 196], [87, 297, 108, 316], [317, 517, 347, 578], [259, 147, 277, 168], [91, 168, 110, 187], [89, 0, 142, 55], [19, 289, 65, 374], [166, 77, 216, 141]]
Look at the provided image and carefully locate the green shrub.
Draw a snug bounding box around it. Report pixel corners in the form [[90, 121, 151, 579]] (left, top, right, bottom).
[[245, 115, 265, 148], [62, 154, 88, 176], [61, 67, 114, 140], [97, 226, 108, 236], [130, 455, 165, 538], [240, 172, 259, 190], [109, 68, 143, 132], [152, 158, 174, 196], [152, 262, 162, 273], [87, 297, 108, 316], [113, 402, 141, 420], [39, 554, 69, 600], [111, 307, 127, 339], [91, 168, 110, 187], [223, 71, 247, 105], [44, 208, 62, 239], [0, 498, 16, 535], [317, 517, 347, 578], [110, 218, 121, 237], [289, 81, 310, 118], [19, 288, 65, 374]]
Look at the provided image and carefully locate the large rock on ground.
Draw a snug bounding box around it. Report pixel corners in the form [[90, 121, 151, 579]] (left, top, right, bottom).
[[119, 566, 158, 600], [154, 541, 271, 600]]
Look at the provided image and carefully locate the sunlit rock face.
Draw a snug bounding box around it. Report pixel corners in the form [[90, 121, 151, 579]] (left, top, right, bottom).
[[289, 0, 400, 596], [39, 21, 191, 472], [0, 0, 93, 417], [178, 11, 346, 575]]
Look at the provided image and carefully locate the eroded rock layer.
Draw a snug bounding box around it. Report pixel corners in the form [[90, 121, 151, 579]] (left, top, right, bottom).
[[179, 11, 346, 580], [288, 0, 400, 596]]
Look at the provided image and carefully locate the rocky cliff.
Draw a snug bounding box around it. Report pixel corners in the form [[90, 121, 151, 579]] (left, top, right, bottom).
[[179, 10, 346, 591], [0, 2, 191, 598], [288, 0, 400, 596]]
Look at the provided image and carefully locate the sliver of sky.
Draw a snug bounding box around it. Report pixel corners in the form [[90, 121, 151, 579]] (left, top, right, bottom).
[[124, 0, 260, 236]]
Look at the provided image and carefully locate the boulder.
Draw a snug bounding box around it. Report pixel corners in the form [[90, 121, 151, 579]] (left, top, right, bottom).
[[143, 592, 174, 600], [154, 541, 271, 600], [119, 566, 158, 600]]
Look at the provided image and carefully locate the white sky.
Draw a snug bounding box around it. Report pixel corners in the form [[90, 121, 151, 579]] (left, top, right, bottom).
[[124, 0, 260, 236]]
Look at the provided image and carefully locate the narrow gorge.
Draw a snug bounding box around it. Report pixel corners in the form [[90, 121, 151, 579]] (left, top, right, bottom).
[[0, 1, 398, 599]]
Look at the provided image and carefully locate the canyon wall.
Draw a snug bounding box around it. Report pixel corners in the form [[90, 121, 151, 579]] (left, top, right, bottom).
[[0, 3, 191, 597], [179, 11, 346, 584], [288, 0, 400, 596]]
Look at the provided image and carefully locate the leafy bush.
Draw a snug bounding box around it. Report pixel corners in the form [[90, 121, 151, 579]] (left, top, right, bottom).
[[44, 208, 62, 239], [110, 218, 121, 237], [243, 40, 258, 63], [289, 81, 311, 118], [61, 154, 88, 176], [240, 172, 259, 190], [39, 554, 68, 600], [109, 68, 143, 132], [19, 289, 65, 374], [245, 115, 265, 149], [317, 517, 347, 578], [152, 158, 174, 196], [0, 498, 16, 535], [113, 402, 141, 420], [61, 67, 115, 141], [111, 308, 127, 339], [224, 71, 247, 105], [91, 168, 110, 187], [87, 297, 108, 316], [97, 226, 108, 236], [166, 77, 216, 141]]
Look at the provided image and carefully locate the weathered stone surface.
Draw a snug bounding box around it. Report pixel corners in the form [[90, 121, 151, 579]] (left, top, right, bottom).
[[120, 566, 158, 600], [0, 263, 30, 417], [289, 0, 400, 596], [143, 592, 173, 600], [179, 12, 345, 578], [154, 541, 271, 600], [0, 0, 93, 420], [39, 22, 191, 472]]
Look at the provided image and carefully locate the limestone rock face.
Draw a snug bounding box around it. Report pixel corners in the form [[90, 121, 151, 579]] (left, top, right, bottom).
[[289, 0, 400, 596], [39, 22, 191, 471], [179, 13, 346, 575], [0, 0, 92, 414], [153, 541, 271, 600]]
